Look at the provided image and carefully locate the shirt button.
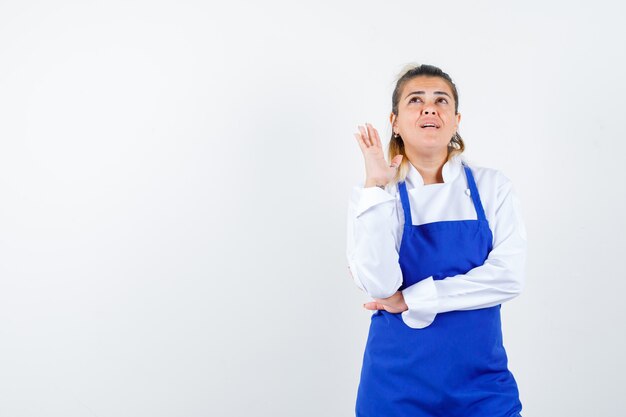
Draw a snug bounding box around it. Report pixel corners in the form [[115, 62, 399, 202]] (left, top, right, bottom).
[[465, 189, 471, 196]]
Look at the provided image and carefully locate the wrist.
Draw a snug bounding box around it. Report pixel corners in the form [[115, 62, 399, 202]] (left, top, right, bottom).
[[365, 178, 388, 189]]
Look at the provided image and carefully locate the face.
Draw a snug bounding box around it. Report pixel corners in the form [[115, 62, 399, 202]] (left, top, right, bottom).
[[390, 76, 461, 156]]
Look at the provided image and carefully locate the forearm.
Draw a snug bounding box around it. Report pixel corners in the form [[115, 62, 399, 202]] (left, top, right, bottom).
[[347, 186, 403, 299], [435, 253, 525, 312]]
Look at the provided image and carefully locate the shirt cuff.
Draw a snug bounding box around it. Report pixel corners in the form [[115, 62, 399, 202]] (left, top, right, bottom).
[[401, 277, 439, 329], [354, 186, 395, 218]]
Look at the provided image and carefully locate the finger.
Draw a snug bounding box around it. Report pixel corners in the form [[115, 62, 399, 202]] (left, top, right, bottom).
[[354, 133, 367, 152], [390, 154, 403, 169], [364, 301, 388, 310], [366, 123, 381, 148], [358, 125, 372, 147], [357, 125, 370, 147]]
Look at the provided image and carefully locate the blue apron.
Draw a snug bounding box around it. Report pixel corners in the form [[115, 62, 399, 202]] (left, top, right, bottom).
[[356, 163, 522, 417]]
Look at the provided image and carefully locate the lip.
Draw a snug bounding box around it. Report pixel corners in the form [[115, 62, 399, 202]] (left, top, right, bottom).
[[419, 118, 440, 128]]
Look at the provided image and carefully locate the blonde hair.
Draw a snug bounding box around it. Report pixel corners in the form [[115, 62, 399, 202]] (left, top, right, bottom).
[[388, 64, 465, 184]]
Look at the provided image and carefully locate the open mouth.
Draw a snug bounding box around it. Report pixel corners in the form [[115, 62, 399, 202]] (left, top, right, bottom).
[[420, 121, 440, 129]]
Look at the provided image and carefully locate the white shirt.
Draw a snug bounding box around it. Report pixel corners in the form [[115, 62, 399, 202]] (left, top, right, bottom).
[[346, 154, 527, 329]]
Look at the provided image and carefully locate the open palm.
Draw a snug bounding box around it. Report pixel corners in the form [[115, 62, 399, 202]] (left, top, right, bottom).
[[354, 123, 403, 187]]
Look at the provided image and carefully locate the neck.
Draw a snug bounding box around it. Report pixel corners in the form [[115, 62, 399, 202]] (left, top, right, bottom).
[[405, 148, 449, 185]]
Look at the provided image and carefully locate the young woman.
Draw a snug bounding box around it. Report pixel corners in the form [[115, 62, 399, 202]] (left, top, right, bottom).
[[347, 64, 526, 417]]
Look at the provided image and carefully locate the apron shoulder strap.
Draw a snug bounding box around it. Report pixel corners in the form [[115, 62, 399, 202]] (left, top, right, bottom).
[[397, 181, 413, 227]]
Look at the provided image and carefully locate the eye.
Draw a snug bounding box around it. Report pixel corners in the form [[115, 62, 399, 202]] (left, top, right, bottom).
[[409, 96, 421, 103], [437, 98, 448, 104]]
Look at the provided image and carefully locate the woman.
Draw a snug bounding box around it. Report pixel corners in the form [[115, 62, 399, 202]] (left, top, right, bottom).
[[347, 64, 526, 416]]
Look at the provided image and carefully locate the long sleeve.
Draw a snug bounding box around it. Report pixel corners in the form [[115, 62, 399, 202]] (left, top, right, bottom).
[[346, 184, 403, 299], [401, 172, 527, 329]]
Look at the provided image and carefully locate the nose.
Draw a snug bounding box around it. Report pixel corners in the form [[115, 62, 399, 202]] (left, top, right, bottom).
[[422, 105, 437, 115]]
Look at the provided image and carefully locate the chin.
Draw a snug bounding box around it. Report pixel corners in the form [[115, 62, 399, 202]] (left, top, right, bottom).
[[406, 137, 449, 152]]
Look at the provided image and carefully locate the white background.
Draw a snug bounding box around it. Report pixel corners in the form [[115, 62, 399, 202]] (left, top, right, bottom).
[[0, 1, 624, 416]]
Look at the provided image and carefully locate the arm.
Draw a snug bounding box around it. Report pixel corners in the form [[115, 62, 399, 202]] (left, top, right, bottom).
[[347, 122, 405, 299], [346, 184, 403, 299], [401, 172, 527, 329]]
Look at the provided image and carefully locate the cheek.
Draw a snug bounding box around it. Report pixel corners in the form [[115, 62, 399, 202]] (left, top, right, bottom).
[[401, 112, 420, 124]]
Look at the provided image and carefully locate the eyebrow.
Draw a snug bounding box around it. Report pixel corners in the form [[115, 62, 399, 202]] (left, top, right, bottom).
[[405, 91, 451, 100]]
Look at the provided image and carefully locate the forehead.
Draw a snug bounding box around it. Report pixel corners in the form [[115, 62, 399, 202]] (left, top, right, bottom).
[[400, 76, 454, 98]]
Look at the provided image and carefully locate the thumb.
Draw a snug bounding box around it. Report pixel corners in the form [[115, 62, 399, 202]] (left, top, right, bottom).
[[390, 154, 403, 168]]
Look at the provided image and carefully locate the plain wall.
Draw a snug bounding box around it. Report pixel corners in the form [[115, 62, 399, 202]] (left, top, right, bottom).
[[0, 0, 624, 416]]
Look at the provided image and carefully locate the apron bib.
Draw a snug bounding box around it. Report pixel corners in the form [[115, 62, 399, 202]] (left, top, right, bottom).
[[356, 163, 522, 417]]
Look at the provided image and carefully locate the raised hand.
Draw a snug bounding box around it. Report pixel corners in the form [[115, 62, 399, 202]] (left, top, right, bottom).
[[354, 123, 403, 188]]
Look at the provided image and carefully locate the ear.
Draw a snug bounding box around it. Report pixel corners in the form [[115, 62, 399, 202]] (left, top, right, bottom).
[[455, 112, 461, 128], [389, 112, 396, 130]]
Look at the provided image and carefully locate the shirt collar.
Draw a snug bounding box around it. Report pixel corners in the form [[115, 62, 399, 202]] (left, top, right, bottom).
[[405, 154, 464, 188]]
